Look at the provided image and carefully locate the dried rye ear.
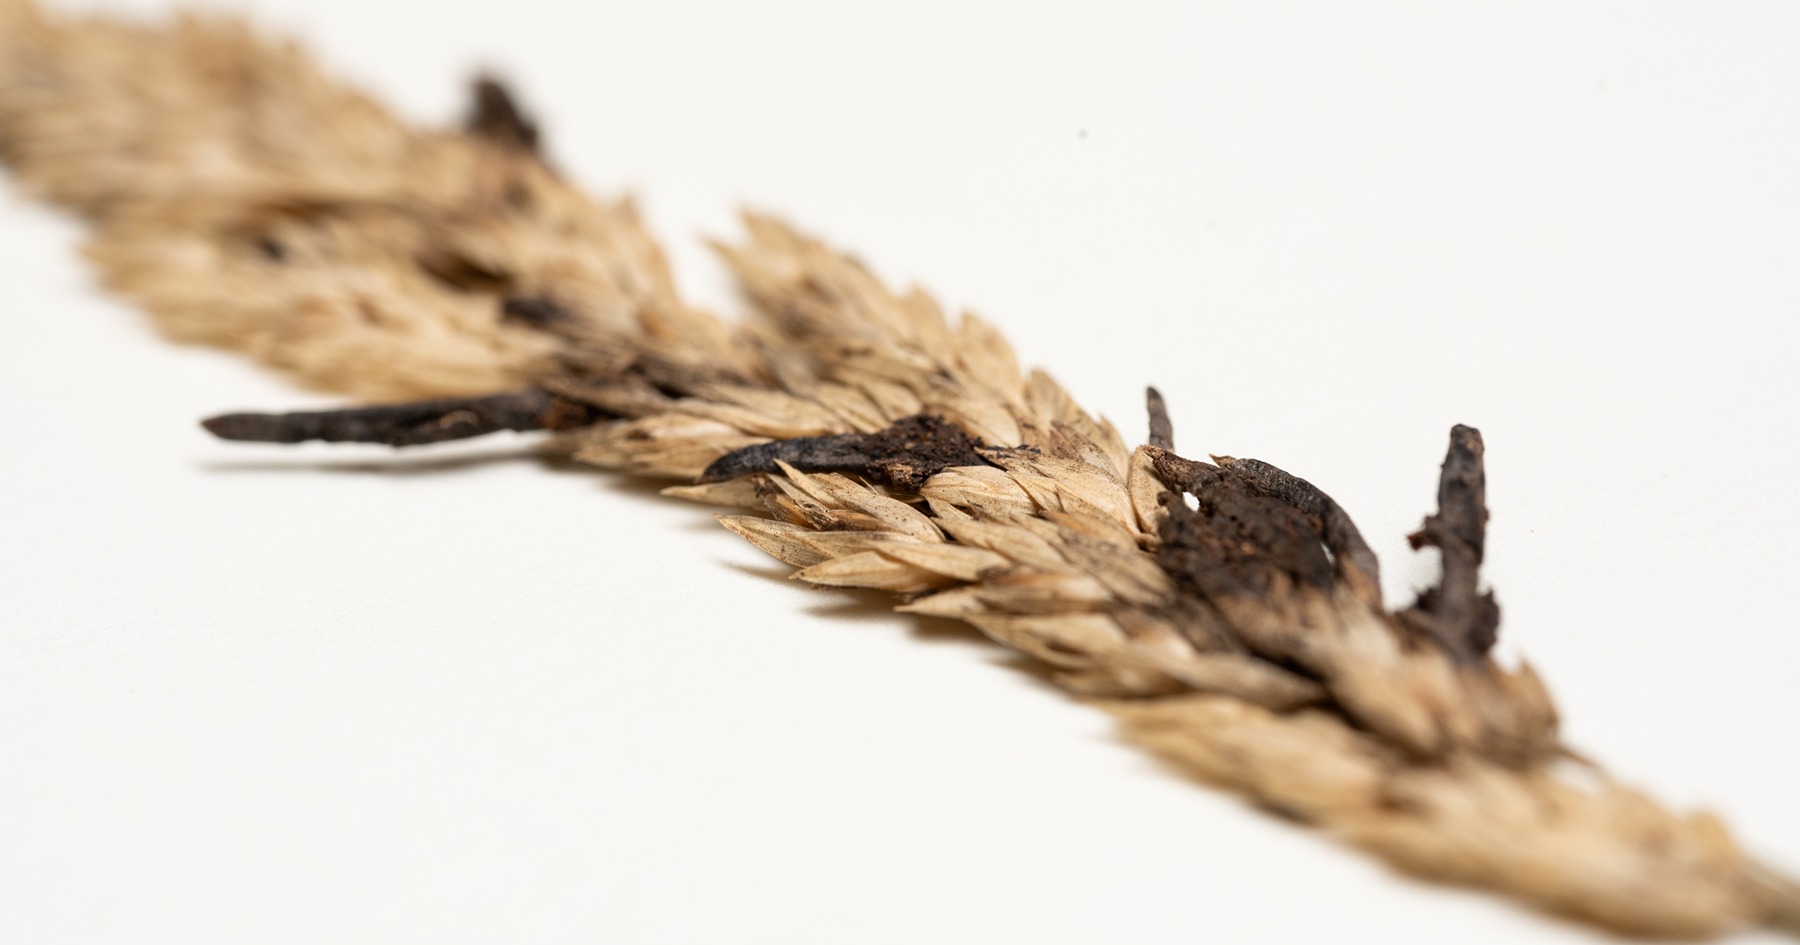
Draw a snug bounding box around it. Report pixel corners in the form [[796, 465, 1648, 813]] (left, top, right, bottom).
[[3, 0, 1796, 938]]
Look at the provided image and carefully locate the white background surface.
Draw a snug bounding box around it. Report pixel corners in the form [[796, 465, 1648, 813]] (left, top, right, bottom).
[[3, 1, 1798, 942]]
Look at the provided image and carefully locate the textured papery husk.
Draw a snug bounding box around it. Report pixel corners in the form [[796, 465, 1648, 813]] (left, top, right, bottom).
[[2, 1, 1794, 937], [1110, 694, 1782, 938]]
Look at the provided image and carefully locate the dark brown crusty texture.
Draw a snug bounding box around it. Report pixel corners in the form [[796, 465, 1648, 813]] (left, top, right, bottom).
[[1155, 454, 1339, 600], [203, 388, 604, 446], [700, 415, 994, 491], [1396, 424, 1501, 662]]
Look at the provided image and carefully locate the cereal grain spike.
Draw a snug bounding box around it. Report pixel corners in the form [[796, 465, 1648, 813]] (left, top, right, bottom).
[[4, 3, 1795, 937]]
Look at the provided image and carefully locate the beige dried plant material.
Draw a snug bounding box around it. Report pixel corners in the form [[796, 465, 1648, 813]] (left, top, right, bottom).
[[3, 0, 1796, 937]]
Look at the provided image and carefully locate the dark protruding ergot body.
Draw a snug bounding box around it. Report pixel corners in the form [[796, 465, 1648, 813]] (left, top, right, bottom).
[[1145, 386, 1174, 451], [1151, 450, 1340, 602], [465, 76, 541, 154], [700, 414, 994, 492], [1396, 424, 1500, 663], [202, 388, 603, 446], [1211, 454, 1384, 606]]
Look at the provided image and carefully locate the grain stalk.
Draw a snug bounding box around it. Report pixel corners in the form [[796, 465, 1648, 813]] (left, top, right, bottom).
[[3, 0, 1795, 936]]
